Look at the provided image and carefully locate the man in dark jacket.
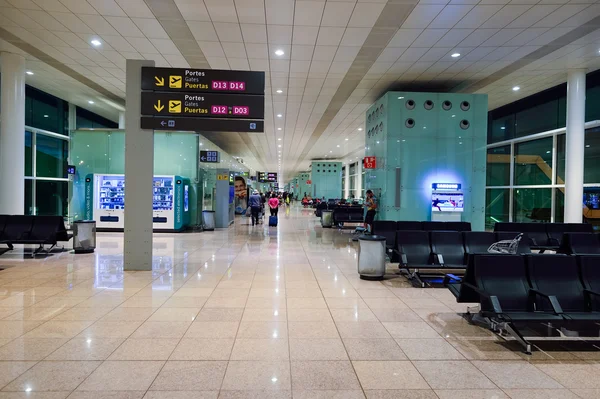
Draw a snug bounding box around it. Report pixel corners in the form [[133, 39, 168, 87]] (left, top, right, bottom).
[[248, 190, 262, 226]]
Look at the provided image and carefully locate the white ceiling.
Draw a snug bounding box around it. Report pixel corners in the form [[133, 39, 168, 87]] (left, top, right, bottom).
[[1, 0, 600, 182]]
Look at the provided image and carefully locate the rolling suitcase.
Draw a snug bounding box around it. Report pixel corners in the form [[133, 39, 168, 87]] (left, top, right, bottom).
[[269, 215, 278, 227]]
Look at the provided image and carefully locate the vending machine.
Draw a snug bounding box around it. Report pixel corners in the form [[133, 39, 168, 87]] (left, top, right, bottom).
[[84, 174, 190, 232], [431, 183, 464, 222]]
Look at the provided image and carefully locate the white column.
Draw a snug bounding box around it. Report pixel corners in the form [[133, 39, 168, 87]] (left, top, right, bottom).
[[0, 53, 26, 215], [564, 69, 586, 223], [118, 111, 125, 129], [124, 59, 155, 271], [344, 164, 350, 199], [357, 161, 363, 199]]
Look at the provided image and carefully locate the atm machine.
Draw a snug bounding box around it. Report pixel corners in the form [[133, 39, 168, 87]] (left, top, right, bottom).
[[430, 183, 464, 222]]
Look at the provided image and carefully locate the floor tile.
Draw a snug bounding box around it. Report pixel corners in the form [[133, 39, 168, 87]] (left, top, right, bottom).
[[185, 321, 240, 338], [108, 338, 178, 360], [472, 361, 564, 389], [371, 309, 422, 322], [237, 322, 287, 339], [287, 309, 332, 322], [221, 361, 291, 390], [353, 361, 429, 390], [396, 339, 465, 360], [77, 361, 165, 391], [161, 297, 208, 308], [147, 308, 199, 322], [288, 321, 338, 339], [68, 393, 145, 399], [170, 338, 234, 360], [0, 362, 37, 390], [0, 321, 44, 339], [414, 360, 497, 389], [242, 309, 287, 322], [150, 361, 227, 391], [23, 321, 92, 339], [3, 307, 67, 321], [291, 361, 360, 390], [293, 391, 365, 399], [343, 338, 406, 360], [335, 321, 391, 339], [218, 390, 290, 398], [289, 338, 348, 360], [502, 389, 579, 399], [130, 321, 191, 339], [2, 361, 100, 392], [46, 338, 125, 361], [194, 308, 244, 322], [230, 338, 289, 360], [286, 298, 327, 309], [534, 363, 600, 389], [364, 391, 437, 399], [382, 322, 441, 339], [144, 392, 217, 399], [78, 321, 143, 339], [0, 338, 67, 360], [0, 392, 72, 399], [99, 308, 157, 322]]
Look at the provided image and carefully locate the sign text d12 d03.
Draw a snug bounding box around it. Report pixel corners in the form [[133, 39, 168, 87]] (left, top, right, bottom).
[[200, 151, 220, 163], [141, 67, 265, 95], [363, 156, 377, 169]]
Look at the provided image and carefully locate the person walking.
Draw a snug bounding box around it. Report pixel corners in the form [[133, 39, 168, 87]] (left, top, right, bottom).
[[248, 190, 262, 226], [268, 193, 279, 216]]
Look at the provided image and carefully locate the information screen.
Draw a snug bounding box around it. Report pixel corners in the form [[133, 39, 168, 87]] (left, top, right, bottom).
[[431, 193, 464, 212]]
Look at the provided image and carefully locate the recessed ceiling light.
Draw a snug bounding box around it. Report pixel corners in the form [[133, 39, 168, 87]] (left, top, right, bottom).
[[278, 138, 282, 141], [277, 114, 282, 118], [337, 145, 340, 147], [43, 114, 48, 118], [451, 53, 460, 58], [586, 144, 591, 148], [329, 150, 333, 153], [278, 144, 282, 147], [277, 127, 282, 131], [275, 49, 285, 56], [512, 86, 520, 91], [91, 39, 101, 46], [276, 89, 283, 94], [26, 71, 34, 75], [500, 127, 506, 130], [358, 128, 363, 131], [345, 138, 349, 141], [88, 100, 94, 104]]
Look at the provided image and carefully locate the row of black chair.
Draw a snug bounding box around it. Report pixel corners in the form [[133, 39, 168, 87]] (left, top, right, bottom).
[[0, 215, 72, 256], [446, 253, 600, 353], [332, 206, 364, 225], [560, 232, 600, 255], [374, 220, 472, 234], [494, 222, 593, 251]]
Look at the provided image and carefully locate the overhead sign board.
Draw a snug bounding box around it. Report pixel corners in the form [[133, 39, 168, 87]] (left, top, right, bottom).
[[257, 172, 277, 183], [141, 92, 264, 119], [200, 151, 219, 163], [141, 67, 265, 95], [140, 117, 263, 133]]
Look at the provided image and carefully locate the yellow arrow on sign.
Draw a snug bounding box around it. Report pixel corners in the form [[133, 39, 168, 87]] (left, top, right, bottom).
[[154, 100, 164, 112], [155, 76, 164, 86]]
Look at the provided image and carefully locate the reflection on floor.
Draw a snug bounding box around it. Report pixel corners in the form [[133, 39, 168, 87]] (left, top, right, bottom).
[[0, 205, 598, 399]]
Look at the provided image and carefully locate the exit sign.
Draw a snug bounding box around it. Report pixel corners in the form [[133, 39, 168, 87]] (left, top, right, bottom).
[[363, 156, 376, 169]]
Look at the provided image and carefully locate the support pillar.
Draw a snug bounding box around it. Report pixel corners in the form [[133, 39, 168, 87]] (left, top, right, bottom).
[[118, 111, 125, 129], [344, 164, 350, 199], [357, 160, 363, 199], [215, 168, 230, 228], [0, 52, 26, 215], [565, 69, 586, 223], [124, 59, 155, 271]]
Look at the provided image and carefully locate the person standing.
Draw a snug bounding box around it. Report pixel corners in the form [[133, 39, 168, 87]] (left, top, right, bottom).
[[268, 193, 279, 216], [248, 190, 262, 226], [364, 189, 377, 234]]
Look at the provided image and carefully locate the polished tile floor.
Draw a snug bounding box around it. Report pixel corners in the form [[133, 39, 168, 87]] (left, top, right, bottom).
[[0, 205, 599, 398]]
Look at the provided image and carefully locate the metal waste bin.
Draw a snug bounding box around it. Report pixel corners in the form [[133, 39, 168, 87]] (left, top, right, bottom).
[[357, 234, 386, 280], [202, 210, 215, 231], [73, 220, 96, 254], [321, 210, 333, 228]]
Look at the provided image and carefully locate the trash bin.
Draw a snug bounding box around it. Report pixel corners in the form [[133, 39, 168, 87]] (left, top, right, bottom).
[[321, 210, 333, 228], [202, 210, 215, 231], [357, 234, 387, 280], [73, 220, 96, 254]]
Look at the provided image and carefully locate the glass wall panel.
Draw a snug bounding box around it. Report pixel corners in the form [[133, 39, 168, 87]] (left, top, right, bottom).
[[514, 137, 553, 185], [555, 188, 564, 223], [583, 187, 600, 221], [515, 100, 558, 138], [36, 180, 68, 216], [513, 187, 552, 222], [36, 135, 68, 178], [485, 188, 510, 230], [25, 86, 68, 135], [585, 128, 600, 183], [557, 134, 565, 184], [486, 145, 510, 186], [25, 180, 33, 215], [489, 114, 515, 143], [25, 131, 32, 177]]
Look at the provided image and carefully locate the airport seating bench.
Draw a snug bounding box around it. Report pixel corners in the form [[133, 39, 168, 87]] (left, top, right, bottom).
[[0, 215, 73, 257]]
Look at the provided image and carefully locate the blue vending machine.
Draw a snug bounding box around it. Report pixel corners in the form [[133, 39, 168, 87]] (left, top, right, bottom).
[[84, 174, 191, 232]]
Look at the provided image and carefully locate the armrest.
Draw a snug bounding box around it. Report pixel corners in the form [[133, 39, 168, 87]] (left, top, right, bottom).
[[548, 237, 560, 246], [583, 289, 600, 310], [528, 289, 563, 314], [462, 282, 503, 312], [443, 273, 462, 286]]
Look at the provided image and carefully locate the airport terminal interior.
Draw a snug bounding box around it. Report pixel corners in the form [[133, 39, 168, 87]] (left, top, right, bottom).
[[2, 0, 600, 398]]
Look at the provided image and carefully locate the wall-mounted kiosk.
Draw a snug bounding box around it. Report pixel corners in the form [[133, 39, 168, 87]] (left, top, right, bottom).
[[431, 183, 463, 222], [85, 174, 190, 232]]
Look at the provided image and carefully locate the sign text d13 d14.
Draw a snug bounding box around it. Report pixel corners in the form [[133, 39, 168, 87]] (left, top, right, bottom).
[[200, 151, 219, 163], [363, 156, 377, 169], [141, 67, 265, 95]]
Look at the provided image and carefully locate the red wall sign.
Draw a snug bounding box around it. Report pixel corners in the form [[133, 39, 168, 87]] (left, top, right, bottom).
[[363, 157, 377, 169], [306, 180, 312, 185]]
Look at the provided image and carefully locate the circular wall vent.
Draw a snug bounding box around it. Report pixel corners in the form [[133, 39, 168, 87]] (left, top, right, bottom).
[[460, 120, 470, 130], [442, 100, 452, 110], [405, 99, 415, 110], [424, 100, 434, 110], [405, 118, 415, 128], [460, 101, 470, 111]]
